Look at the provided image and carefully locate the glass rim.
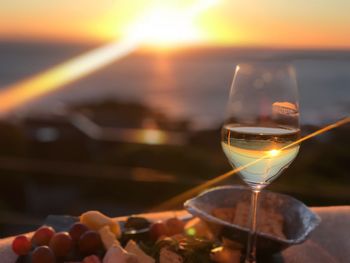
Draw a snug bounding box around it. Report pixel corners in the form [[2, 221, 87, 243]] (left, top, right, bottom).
[[234, 61, 297, 76]]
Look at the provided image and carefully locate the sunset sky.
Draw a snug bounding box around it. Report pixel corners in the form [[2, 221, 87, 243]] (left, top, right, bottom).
[[1, 0, 350, 48]]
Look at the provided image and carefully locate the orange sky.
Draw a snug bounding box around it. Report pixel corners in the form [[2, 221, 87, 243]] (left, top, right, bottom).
[[1, 0, 350, 48]]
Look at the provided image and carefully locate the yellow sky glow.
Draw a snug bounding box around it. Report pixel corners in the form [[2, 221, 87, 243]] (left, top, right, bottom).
[[125, 6, 203, 47], [0, 0, 218, 114], [1, 0, 350, 48]]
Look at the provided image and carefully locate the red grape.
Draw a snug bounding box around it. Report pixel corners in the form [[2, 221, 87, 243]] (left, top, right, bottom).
[[83, 255, 102, 263], [69, 222, 89, 242], [78, 230, 102, 255], [12, 235, 31, 256], [31, 226, 55, 246], [49, 232, 73, 257], [149, 222, 168, 241], [31, 246, 55, 263], [165, 217, 185, 236]]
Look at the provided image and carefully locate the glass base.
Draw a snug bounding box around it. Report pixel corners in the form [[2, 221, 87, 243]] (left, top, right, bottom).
[[245, 181, 268, 191]]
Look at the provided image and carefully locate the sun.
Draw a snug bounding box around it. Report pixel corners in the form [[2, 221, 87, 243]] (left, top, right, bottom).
[[126, 6, 204, 48]]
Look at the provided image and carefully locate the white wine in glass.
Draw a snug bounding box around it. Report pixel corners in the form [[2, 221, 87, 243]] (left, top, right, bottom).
[[221, 126, 300, 190], [221, 63, 300, 262]]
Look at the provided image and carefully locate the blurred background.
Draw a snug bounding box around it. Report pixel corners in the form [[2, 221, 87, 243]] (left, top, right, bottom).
[[0, 0, 349, 236]]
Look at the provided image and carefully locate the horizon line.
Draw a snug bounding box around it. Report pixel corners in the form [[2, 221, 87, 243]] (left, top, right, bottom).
[[1, 37, 350, 52]]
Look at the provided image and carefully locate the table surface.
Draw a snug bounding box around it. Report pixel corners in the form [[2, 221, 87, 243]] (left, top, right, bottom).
[[1, 207, 349, 263]]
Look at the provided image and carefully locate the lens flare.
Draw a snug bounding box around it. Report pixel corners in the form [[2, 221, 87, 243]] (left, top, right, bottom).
[[126, 0, 219, 48], [152, 116, 350, 211], [127, 7, 202, 47], [268, 149, 280, 157], [0, 37, 140, 116], [0, 0, 219, 116]]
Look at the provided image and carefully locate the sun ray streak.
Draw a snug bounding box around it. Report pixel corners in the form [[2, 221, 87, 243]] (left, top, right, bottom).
[[0, 36, 141, 116], [0, 0, 219, 116], [152, 116, 350, 211]]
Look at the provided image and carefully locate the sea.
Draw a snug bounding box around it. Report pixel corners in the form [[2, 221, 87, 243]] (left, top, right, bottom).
[[0, 41, 349, 129]]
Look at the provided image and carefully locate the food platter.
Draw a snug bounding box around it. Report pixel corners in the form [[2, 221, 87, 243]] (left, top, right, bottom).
[[12, 210, 221, 263], [6, 186, 325, 263], [1, 206, 350, 263]]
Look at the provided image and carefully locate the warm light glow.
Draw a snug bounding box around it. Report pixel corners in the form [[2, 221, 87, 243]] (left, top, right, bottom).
[[0, 0, 218, 115], [70, 113, 187, 145], [136, 129, 167, 145], [127, 7, 202, 47], [2, 0, 350, 48], [126, 0, 219, 48], [0, 36, 141, 116], [268, 149, 280, 157]]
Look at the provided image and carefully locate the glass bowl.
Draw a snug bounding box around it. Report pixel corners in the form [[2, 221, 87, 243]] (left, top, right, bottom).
[[184, 185, 321, 256]]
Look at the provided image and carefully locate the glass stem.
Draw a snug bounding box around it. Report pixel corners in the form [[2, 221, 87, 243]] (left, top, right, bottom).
[[245, 189, 260, 263]]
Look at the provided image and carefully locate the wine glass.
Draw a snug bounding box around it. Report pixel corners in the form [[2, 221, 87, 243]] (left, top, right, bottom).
[[221, 62, 300, 262]]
